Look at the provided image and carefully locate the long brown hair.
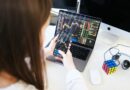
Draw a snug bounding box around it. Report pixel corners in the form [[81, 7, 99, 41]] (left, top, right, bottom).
[[0, 0, 51, 90]]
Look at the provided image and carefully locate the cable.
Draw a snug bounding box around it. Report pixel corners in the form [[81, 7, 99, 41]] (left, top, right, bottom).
[[104, 47, 120, 61], [109, 44, 130, 50], [116, 44, 130, 48], [104, 49, 120, 66], [104, 44, 130, 66], [104, 48, 109, 61], [108, 47, 120, 56]]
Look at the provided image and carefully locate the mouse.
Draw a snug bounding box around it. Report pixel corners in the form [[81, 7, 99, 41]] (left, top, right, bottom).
[[89, 69, 101, 85]]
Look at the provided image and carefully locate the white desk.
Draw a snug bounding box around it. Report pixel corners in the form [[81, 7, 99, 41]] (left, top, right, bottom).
[[45, 22, 130, 90]]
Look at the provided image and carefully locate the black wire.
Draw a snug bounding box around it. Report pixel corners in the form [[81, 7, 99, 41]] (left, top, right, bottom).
[[108, 47, 120, 56], [115, 59, 120, 66], [104, 47, 120, 61], [104, 44, 130, 66], [104, 48, 109, 61], [116, 44, 130, 48]]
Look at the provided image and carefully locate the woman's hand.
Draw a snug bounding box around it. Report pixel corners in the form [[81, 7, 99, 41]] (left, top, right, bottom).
[[44, 35, 76, 70], [58, 49, 76, 71], [44, 35, 58, 57]]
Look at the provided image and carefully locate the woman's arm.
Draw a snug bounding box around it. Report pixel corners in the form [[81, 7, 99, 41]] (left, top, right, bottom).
[[59, 50, 89, 90], [66, 69, 88, 90]]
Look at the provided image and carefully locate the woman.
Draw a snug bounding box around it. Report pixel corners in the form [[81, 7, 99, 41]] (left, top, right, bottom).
[[0, 0, 88, 90]]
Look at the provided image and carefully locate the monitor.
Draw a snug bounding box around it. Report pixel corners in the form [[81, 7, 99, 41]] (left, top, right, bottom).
[[80, 0, 130, 32], [52, 0, 130, 32]]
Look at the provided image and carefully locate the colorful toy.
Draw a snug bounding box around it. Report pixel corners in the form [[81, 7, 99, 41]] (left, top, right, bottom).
[[102, 59, 118, 75]]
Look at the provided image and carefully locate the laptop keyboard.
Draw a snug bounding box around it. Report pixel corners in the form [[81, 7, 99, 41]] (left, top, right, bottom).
[[70, 44, 91, 60]]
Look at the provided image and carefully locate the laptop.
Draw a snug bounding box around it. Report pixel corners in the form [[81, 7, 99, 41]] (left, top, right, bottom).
[[48, 10, 101, 72]]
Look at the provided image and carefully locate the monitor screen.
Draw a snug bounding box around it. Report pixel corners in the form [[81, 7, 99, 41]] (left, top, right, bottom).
[[80, 0, 130, 32], [55, 10, 101, 49], [52, 0, 130, 32], [52, 0, 77, 10]]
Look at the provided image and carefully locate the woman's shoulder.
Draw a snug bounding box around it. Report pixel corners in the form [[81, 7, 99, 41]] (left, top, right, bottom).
[[0, 80, 38, 90], [14, 80, 38, 90]]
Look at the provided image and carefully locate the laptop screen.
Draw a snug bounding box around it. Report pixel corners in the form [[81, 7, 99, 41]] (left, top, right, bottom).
[[55, 10, 101, 50]]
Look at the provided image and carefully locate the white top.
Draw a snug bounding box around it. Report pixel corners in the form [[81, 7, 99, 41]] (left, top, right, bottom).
[[0, 80, 37, 90], [0, 69, 88, 90]]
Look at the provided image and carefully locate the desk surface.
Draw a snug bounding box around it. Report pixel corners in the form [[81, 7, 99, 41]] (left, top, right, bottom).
[[45, 22, 130, 90]]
